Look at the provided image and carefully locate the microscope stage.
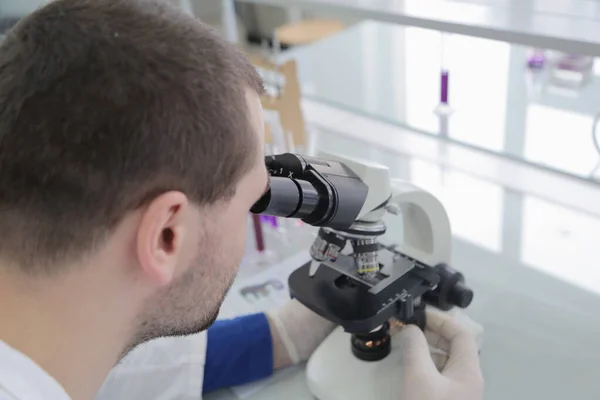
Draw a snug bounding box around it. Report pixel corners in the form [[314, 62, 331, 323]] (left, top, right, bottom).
[[288, 257, 439, 333]]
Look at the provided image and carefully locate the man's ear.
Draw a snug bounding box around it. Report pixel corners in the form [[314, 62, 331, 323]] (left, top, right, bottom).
[[135, 191, 190, 286]]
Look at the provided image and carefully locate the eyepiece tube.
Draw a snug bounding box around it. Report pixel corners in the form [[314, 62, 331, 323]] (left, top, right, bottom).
[[295, 180, 319, 218], [251, 177, 320, 219], [251, 177, 299, 217]]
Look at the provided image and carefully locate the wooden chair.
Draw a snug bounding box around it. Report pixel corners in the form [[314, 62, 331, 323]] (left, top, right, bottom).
[[249, 56, 307, 151]]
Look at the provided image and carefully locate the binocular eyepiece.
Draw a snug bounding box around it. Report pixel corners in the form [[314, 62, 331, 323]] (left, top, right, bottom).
[[251, 176, 321, 221], [250, 154, 369, 230]]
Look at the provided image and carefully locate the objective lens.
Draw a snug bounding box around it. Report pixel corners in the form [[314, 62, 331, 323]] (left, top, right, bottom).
[[251, 177, 320, 219]]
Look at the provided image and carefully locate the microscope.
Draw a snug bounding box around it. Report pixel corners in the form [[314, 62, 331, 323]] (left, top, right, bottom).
[[251, 152, 480, 400]]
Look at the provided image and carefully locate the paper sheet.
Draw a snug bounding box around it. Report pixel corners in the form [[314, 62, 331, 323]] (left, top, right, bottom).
[[216, 251, 311, 399]]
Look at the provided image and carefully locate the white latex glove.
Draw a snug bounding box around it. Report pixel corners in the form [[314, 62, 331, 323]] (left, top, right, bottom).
[[397, 310, 484, 400], [266, 299, 336, 368]]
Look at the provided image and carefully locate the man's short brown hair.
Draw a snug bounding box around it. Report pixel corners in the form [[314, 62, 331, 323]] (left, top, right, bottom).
[[0, 0, 263, 273]]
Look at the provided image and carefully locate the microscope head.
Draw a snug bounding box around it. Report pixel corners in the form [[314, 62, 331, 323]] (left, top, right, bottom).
[[314, 151, 392, 223], [251, 152, 406, 230]]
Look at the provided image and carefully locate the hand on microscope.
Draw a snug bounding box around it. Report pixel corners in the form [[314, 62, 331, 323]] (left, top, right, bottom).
[[397, 309, 484, 400], [266, 298, 336, 369]]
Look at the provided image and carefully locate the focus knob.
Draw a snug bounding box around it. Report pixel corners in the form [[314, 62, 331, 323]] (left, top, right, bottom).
[[422, 264, 474, 311], [448, 281, 474, 308]]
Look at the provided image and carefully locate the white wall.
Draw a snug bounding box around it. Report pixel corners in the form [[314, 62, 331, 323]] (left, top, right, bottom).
[[0, 0, 221, 20], [1, 0, 49, 17], [0, 1, 353, 42], [189, 0, 221, 22]]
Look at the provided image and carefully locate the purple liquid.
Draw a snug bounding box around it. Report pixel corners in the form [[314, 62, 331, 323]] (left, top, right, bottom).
[[440, 70, 449, 104], [527, 50, 546, 69], [260, 215, 279, 228]]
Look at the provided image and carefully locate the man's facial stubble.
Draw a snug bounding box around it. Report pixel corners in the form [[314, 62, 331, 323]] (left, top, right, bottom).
[[124, 223, 241, 356]]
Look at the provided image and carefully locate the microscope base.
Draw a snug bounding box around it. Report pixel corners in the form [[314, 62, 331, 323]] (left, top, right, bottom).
[[306, 312, 484, 400], [306, 327, 403, 400]]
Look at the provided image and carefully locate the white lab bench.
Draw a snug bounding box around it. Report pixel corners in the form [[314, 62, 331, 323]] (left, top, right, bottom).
[[205, 127, 600, 400], [213, 3, 600, 398], [222, 0, 600, 56]]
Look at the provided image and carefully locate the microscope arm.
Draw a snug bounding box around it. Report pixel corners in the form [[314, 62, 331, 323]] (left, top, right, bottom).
[[384, 179, 451, 268]]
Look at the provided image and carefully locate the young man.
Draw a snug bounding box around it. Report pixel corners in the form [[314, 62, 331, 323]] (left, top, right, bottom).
[[0, 1, 483, 399]]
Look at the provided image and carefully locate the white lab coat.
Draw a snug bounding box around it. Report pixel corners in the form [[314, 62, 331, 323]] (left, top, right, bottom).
[[95, 332, 207, 400]]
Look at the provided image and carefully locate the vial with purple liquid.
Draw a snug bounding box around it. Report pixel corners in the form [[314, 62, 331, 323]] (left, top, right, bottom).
[[434, 33, 454, 115]]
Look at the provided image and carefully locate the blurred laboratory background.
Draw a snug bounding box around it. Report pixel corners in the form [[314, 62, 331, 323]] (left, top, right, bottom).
[[3, 1, 600, 400]]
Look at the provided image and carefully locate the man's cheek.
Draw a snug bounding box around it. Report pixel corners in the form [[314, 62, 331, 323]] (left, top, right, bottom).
[[229, 208, 250, 248]]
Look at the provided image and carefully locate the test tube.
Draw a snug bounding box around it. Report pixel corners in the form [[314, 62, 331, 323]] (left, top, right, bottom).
[[440, 32, 449, 105], [527, 48, 546, 69], [252, 214, 265, 252], [271, 32, 283, 97], [440, 33, 449, 104], [435, 33, 453, 115]]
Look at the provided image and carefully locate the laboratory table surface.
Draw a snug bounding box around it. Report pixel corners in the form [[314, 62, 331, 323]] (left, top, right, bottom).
[[206, 126, 600, 400]]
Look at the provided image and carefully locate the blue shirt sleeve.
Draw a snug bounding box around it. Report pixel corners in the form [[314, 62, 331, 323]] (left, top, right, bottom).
[[202, 313, 274, 393]]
